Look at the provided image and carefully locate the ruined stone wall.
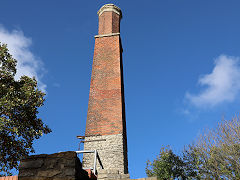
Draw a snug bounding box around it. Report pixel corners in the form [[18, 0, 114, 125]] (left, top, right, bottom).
[[83, 134, 128, 175], [18, 151, 89, 180]]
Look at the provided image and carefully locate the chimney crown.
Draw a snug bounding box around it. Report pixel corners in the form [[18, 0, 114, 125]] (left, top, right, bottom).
[[97, 4, 122, 35], [97, 4, 122, 19]]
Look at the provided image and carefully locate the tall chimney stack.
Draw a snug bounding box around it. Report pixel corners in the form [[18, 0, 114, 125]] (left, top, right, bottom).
[[83, 4, 129, 178]]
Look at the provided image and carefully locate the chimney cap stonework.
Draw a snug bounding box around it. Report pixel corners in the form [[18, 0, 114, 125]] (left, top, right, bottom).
[[97, 4, 122, 18]]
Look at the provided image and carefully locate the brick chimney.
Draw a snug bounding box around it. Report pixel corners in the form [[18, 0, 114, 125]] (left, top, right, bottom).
[[97, 4, 122, 35], [83, 4, 128, 177]]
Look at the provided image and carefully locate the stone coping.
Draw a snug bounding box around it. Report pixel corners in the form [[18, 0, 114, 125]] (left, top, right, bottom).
[[95, 33, 120, 38], [97, 4, 122, 18]]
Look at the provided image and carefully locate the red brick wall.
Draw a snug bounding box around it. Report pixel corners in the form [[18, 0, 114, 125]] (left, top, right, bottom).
[[85, 7, 125, 136], [0, 176, 18, 180], [85, 34, 124, 136], [98, 11, 120, 35]]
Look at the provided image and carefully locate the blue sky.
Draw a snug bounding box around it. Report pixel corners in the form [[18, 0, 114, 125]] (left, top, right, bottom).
[[1, 0, 240, 178]]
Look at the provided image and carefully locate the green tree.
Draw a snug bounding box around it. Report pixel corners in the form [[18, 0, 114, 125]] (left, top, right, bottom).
[[146, 146, 187, 180], [0, 43, 51, 176], [183, 116, 240, 179]]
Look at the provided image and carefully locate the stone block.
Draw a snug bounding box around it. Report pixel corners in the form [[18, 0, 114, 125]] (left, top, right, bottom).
[[19, 159, 44, 169], [19, 151, 90, 180], [37, 170, 61, 177], [83, 134, 128, 174], [63, 168, 75, 176]]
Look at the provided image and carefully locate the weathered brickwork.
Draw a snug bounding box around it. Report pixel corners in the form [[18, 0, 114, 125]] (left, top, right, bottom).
[[98, 11, 121, 35], [0, 176, 18, 180], [85, 34, 125, 136], [84, 4, 128, 178], [98, 4, 121, 35], [83, 134, 128, 174]]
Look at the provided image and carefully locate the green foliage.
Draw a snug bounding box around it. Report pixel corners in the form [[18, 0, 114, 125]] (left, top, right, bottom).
[[146, 146, 187, 180], [0, 43, 51, 176]]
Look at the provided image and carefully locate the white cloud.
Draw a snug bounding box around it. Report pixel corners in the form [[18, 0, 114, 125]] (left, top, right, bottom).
[[186, 55, 240, 108], [0, 25, 46, 92]]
